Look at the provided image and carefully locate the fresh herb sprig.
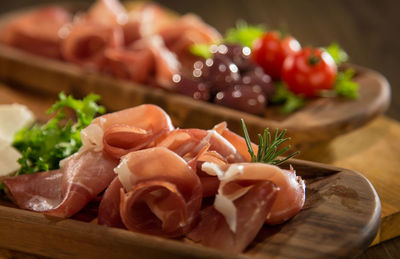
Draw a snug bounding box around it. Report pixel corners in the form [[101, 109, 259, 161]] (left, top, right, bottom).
[[270, 82, 305, 114], [224, 20, 266, 47], [12, 93, 105, 176], [324, 43, 359, 99], [241, 119, 299, 165]]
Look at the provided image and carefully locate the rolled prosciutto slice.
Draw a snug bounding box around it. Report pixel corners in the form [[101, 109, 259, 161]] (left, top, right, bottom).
[[187, 181, 278, 252], [115, 147, 202, 237], [102, 40, 154, 83], [212, 122, 258, 162], [85, 0, 128, 26], [3, 150, 118, 217], [202, 162, 305, 226], [159, 14, 221, 66], [80, 104, 174, 159], [61, 22, 123, 69], [156, 127, 245, 163], [98, 177, 124, 228], [1, 6, 72, 59], [122, 3, 176, 46]]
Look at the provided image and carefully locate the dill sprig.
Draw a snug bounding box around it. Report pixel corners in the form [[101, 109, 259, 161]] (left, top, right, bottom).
[[241, 119, 299, 165]]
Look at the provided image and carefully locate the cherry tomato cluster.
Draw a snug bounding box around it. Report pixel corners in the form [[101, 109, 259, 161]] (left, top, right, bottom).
[[252, 31, 337, 97]]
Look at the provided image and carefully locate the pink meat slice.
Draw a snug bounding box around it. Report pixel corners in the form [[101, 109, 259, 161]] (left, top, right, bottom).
[[202, 162, 305, 225], [61, 21, 123, 69], [98, 177, 124, 228], [81, 104, 174, 159], [3, 150, 118, 218], [1, 6, 72, 59], [146, 36, 180, 90], [213, 122, 258, 162], [115, 147, 202, 237], [102, 40, 154, 83], [85, 0, 128, 26], [187, 181, 278, 252], [159, 14, 221, 66], [155, 127, 246, 197], [122, 3, 176, 46]]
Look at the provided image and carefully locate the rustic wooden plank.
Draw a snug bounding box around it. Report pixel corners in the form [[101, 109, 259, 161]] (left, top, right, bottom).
[[300, 116, 400, 245], [0, 159, 380, 258]]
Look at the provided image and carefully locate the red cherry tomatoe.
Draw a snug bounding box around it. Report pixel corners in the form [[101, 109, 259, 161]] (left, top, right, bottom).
[[251, 31, 301, 80], [281, 47, 337, 98]]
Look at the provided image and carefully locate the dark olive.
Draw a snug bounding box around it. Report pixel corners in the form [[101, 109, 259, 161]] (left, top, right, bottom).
[[214, 84, 266, 115]]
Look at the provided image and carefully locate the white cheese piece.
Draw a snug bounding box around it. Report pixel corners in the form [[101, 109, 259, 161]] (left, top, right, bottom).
[[0, 103, 35, 143], [0, 103, 35, 178], [0, 139, 21, 178]]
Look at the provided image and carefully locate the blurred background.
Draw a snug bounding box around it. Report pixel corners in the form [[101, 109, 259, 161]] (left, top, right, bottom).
[[0, 0, 399, 120]]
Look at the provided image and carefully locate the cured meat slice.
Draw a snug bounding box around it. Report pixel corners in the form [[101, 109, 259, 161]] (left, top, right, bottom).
[[1, 6, 72, 59], [155, 128, 206, 157], [115, 147, 202, 237], [61, 22, 123, 69], [188, 181, 278, 252], [202, 162, 305, 226], [81, 104, 174, 159], [159, 14, 221, 66], [86, 0, 128, 26], [102, 40, 154, 83], [212, 122, 258, 162], [123, 3, 176, 46], [147, 36, 180, 90], [3, 150, 118, 217], [98, 177, 124, 228]]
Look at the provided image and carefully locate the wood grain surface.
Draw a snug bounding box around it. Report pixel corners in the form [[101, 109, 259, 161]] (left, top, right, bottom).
[[300, 116, 400, 245], [0, 159, 381, 259]]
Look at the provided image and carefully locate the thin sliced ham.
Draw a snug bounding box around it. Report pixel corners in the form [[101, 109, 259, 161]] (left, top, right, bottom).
[[115, 147, 202, 237], [123, 3, 176, 45], [3, 150, 118, 217], [202, 162, 305, 226], [85, 0, 128, 26], [0, 6, 72, 59], [159, 14, 221, 66], [147, 36, 180, 90], [188, 181, 278, 252], [61, 22, 123, 69], [102, 40, 154, 83], [80, 104, 174, 159], [98, 176, 124, 228], [213, 122, 258, 162]]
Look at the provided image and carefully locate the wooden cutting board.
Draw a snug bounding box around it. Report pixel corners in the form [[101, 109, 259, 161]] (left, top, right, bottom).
[[0, 4, 391, 150], [0, 159, 381, 259]]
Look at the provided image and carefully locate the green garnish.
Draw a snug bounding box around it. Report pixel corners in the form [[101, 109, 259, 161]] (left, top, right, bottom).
[[241, 119, 299, 165], [270, 82, 305, 114], [224, 20, 265, 47], [324, 42, 348, 65], [189, 43, 213, 59], [12, 93, 105, 176], [335, 69, 359, 99]]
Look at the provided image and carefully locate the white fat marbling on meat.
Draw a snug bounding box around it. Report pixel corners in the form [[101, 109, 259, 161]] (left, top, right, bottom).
[[201, 162, 244, 181], [214, 193, 237, 233], [80, 123, 104, 152], [115, 157, 134, 191]]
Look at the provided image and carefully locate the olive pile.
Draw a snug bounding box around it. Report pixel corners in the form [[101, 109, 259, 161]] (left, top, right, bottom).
[[173, 44, 275, 115]]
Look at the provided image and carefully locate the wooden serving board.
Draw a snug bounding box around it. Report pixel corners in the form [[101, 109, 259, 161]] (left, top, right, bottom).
[[0, 159, 381, 259], [0, 5, 391, 150]]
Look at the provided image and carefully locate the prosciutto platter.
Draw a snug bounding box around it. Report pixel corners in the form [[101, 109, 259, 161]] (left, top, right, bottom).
[[2, 104, 305, 253], [0, 103, 381, 258]]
